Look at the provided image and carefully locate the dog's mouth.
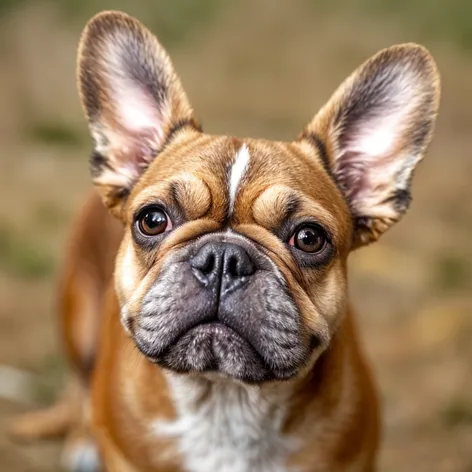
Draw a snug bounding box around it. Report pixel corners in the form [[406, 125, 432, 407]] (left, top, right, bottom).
[[136, 320, 284, 383]]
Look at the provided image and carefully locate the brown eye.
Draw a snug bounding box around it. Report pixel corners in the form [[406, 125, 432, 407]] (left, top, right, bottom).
[[137, 208, 171, 236], [290, 225, 326, 253]]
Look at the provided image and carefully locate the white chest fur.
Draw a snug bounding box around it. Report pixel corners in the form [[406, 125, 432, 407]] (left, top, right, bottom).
[[153, 374, 297, 472]]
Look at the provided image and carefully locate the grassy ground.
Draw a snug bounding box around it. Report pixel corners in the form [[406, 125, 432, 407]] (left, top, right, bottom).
[[1, 1, 472, 470]]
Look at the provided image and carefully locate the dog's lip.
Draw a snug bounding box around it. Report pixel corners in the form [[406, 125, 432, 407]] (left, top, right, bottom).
[[187, 320, 260, 350], [163, 320, 266, 363], [180, 320, 247, 344], [138, 319, 304, 382], [192, 320, 226, 330], [165, 321, 301, 381]]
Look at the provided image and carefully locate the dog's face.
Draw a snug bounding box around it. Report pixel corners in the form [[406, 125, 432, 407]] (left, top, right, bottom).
[[113, 136, 354, 383], [78, 12, 440, 383]]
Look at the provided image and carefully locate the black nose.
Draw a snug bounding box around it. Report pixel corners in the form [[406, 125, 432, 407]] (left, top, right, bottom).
[[190, 242, 255, 295]]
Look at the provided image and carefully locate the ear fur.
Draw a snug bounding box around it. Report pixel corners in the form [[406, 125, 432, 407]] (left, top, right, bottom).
[[300, 44, 440, 248], [77, 11, 200, 218]]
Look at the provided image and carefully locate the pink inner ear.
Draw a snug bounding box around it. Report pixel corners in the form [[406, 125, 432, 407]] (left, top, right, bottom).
[[334, 103, 420, 218], [345, 112, 402, 159], [98, 74, 167, 188], [93, 81, 165, 190], [111, 74, 164, 140], [105, 36, 166, 144]]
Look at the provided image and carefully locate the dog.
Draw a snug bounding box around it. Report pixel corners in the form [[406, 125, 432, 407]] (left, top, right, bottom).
[[10, 10, 440, 472]]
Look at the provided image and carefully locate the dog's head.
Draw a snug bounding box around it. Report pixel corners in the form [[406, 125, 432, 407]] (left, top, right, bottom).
[[77, 12, 440, 383]]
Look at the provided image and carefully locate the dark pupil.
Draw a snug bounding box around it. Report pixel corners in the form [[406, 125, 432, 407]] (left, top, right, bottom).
[[297, 227, 321, 251], [143, 211, 166, 233]]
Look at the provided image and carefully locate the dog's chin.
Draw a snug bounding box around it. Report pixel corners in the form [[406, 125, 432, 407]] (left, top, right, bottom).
[[141, 323, 300, 384]]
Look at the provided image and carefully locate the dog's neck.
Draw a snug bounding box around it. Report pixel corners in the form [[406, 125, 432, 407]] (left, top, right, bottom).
[[155, 372, 298, 472], [153, 317, 351, 472]]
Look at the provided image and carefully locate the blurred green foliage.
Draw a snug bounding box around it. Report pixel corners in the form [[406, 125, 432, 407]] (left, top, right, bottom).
[[35, 201, 69, 229], [311, 0, 472, 50], [0, 0, 223, 46], [0, 0, 26, 18], [442, 398, 472, 427], [434, 253, 471, 292], [0, 226, 54, 279], [365, 0, 472, 50], [1, 0, 471, 50], [26, 121, 85, 147], [32, 354, 67, 405]]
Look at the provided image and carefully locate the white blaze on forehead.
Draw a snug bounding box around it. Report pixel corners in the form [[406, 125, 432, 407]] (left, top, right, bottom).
[[228, 144, 250, 213]]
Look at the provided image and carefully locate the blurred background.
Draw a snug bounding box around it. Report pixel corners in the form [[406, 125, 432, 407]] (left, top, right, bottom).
[[0, 0, 471, 470]]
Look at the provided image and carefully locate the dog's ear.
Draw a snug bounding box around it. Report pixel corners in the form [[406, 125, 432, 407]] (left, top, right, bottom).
[[77, 11, 199, 218], [300, 44, 440, 248]]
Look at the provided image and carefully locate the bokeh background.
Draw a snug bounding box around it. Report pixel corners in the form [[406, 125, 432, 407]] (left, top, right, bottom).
[[0, 0, 471, 470]]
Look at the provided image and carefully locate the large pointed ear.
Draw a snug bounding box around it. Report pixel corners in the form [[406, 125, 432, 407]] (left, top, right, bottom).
[[77, 11, 200, 218], [299, 44, 440, 248]]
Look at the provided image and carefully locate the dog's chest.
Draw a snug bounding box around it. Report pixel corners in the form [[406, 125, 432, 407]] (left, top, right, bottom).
[[153, 376, 295, 472]]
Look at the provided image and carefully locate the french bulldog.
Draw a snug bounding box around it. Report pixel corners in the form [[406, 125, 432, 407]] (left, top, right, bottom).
[[11, 10, 440, 472]]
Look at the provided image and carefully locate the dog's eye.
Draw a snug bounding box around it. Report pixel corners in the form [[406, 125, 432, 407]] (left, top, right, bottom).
[[290, 225, 326, 253], [137, 208, 171, 236]]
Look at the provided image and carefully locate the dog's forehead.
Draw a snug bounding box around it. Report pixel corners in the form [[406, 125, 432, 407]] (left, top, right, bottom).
[[132, 132, 345, 223], [145, 133, 310, 181]]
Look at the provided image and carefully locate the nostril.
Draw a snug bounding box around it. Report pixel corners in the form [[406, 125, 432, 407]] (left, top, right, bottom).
[[192, 252, 215, 275], [202, 253, 215, 274], [227, 255, 238, 277], [224, 247, 255, 278]]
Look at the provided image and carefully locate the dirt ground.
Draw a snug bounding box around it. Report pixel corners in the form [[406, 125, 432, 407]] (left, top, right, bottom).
[[1, 1, 471, 471]]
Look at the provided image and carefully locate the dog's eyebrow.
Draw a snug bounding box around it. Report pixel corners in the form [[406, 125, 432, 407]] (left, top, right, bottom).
[[252, 186, 301, 231], [169, 174, 212, 220], [279, 193, 301, 220]]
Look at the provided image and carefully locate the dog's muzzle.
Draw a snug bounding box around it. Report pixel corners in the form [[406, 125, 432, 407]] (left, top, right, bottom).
[[132, 235, 312, 383]]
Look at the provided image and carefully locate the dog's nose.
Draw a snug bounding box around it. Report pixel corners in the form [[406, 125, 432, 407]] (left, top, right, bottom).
[[190, 242, 255, 294]]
